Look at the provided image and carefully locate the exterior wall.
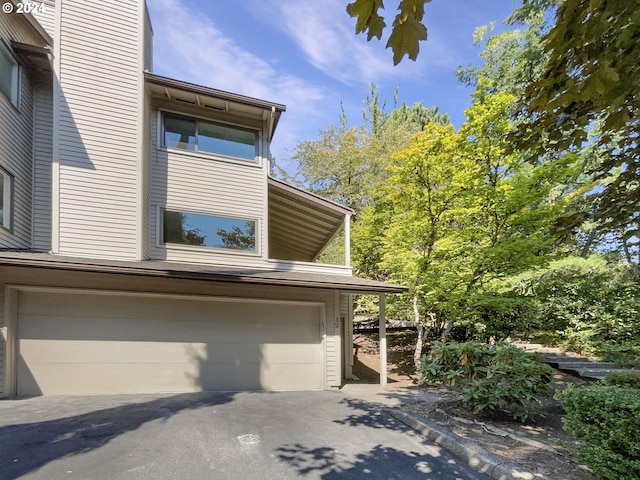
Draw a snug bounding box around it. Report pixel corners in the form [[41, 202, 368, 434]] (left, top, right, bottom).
[[54, 0, 145, 260], [30, 1, 56, 38], [0, 265, 342, 397], [141, 92, 151, 259], [0, 13, 44, 250], [32, 84, 53, 251], [0, 286, 5, 394], [339, 293, 354, 379], [148, 109, 268, 266], [143, 2, 153, 72]]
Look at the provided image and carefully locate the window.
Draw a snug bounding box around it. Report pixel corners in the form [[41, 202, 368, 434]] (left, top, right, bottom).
[[163, 112, 258, 161], [0, 41, 19, 107], [0, 167, 13, 230], [163, 209, 256, 252]]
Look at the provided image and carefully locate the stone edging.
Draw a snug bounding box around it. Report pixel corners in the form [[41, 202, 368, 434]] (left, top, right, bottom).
[[384, 408, 537, 480]]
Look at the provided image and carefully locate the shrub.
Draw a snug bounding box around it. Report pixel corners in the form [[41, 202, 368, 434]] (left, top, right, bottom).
[[420, 342, 553, 421], [603, 371, 640, 389], [596, 343, 640, 369], [556, 385, 640, 480]]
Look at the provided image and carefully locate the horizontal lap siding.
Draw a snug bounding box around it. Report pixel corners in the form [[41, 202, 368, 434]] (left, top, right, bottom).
[[0, 13, 42, 249], [144, 5, 153, 71], [32, 85, 53, 251], [0, 12, 49, 397], [57, 0, 142, 260], [31, 1, 56, 37], [149, 112, 267, 264]]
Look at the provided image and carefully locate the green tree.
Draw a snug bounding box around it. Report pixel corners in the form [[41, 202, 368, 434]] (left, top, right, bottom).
[[216, 221, 256, 251], [513, 0, 639, 237], [355, 122, 469, 367], [289, 85, 450, 211], [355, 84, 568, 366]]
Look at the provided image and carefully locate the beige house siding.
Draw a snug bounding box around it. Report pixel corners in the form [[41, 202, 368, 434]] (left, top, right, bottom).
[[143, 3, 153, 72], [55, 0, 144, 260], [339, 293, 354, 379], [0, 286, 5, 396], [32, 85, 53, 251], [0, 11, 51, 394], [0, 265, 343, 397], [140, 92, 152, 259], [148, 110, 267, 265], [30, 1, 56, 37], [0, 13, 41, 249]]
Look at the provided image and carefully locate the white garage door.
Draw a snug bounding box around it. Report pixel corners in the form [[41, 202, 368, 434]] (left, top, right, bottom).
[[17, 291, 324, 396]]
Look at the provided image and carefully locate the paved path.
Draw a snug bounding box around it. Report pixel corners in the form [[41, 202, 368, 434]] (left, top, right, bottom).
[[518, 343, 637, 380], [0, 391, 490, 480]]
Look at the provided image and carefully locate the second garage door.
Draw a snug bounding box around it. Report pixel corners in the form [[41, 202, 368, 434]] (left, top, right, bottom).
[[17, 290, 324, 396]]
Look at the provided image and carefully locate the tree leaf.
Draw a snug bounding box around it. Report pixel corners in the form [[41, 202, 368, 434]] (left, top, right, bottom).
[[346, 0, 385, 36], [386, 17, 427, 64]]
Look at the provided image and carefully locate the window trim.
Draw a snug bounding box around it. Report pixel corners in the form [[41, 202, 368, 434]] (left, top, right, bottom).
[[0, 39, 21, 109], [157, 206, 260, 256], [159, 110, 261, 164], [0, 166, 14, 232]]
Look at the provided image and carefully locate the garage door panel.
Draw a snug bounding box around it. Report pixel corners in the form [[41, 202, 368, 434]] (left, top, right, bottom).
[[17, 291, 325, 396], [19, 362, 201, 396], [19, 295, 317, 327], [19, 312, 321, 345]]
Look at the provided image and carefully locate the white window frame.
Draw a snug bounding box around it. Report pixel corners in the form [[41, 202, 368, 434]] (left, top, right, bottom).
[[0, 166, 14, 231], [160, 111, 261, 164], [157, 206, 260, 256], [0, 40, 20, 108]]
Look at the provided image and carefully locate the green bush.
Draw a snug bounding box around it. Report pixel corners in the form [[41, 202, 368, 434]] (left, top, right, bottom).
[[420, 342, 553, 421], [596, 343, 640, 369], [603, 371, 640, 389], [556, 385, 640, 480], [516, 256, 640, 356]]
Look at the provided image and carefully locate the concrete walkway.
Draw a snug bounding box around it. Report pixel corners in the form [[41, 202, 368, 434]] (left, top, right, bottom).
[[518, 343, 637, 380]]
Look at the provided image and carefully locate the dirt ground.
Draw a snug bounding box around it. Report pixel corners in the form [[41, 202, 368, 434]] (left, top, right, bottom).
[[352, 331, 597, 480]]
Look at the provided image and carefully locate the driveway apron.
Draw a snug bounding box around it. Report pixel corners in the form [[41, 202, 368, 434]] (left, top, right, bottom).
[[0, 391, 491, 480]]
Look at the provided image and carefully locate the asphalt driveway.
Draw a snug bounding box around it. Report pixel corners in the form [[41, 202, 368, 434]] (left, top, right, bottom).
[[0, 391, 491, 480]]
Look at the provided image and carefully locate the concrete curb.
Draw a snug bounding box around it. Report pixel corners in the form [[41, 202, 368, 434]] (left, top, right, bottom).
[[384, 408, 537, 480]]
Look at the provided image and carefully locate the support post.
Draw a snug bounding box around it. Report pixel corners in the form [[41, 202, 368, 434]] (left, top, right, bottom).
[[344, 214, 351, 267], [379, 293, 387, 388], [3, 287, 18, 397]]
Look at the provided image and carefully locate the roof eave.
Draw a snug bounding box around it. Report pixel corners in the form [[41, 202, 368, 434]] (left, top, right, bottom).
[[0, 255, 407, 294]]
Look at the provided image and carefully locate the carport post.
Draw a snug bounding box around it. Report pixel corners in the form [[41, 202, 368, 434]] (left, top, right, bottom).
[[379, 294, 387, 388]]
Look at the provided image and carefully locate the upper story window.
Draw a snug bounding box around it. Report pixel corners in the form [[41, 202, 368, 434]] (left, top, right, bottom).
[[0, 167, 13, 231], [163, 209, 256, 252], [0, 40, 20, 107], [162, 112, 258, 161]]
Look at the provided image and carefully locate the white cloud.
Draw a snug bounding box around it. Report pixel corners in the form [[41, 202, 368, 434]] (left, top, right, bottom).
[[146, 0, 332, 161], [247, 0, 464, 86]]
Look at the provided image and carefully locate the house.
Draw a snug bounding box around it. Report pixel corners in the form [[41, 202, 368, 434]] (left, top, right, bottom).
[[0, 0, 403, 397]]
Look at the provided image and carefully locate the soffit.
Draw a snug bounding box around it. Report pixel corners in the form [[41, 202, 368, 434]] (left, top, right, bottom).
[[144, 72, 285, 136], [268, 177, 354, 262]]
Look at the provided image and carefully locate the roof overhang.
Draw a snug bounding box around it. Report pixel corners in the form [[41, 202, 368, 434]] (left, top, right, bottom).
[[7, 0, 52, 46], [0, 252, 406, 294], [10, 41, 52, 83], [144, 72, 286, 140], [268, 177, 355, 262]]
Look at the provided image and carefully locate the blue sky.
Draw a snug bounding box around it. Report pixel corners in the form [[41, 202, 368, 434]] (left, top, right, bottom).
[[146, 0, 518, 168]]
